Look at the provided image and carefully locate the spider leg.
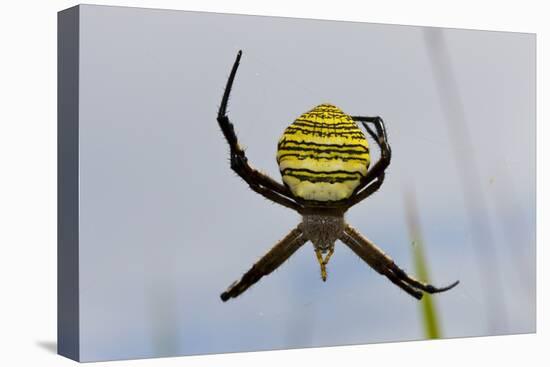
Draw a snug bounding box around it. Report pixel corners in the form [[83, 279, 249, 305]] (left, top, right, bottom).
[[386, 260, 460, 294], [347, 116, 392, 208], [352, 116, 389, 146], [350, 173, 386, 205], [217, 51, 302, 212], [221, 226, 308, 302], [340, 231, 423, 299], [341, 224, 459, 299]]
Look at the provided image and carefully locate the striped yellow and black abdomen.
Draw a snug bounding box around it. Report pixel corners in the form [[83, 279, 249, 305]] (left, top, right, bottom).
[[276, 104, 370, 202]]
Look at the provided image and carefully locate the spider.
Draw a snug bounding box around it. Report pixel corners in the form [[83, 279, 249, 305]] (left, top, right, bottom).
[[217, 50, 459, 302]]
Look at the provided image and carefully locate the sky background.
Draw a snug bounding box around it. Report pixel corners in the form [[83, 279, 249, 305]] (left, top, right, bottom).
[[75, 4, 535, 362]]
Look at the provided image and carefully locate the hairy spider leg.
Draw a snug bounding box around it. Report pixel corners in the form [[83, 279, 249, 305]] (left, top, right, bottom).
[[217, 50, 302, 212], [341, 224, 459, 298], [347, 116, 392, 208], [221, 226, 308, 302]]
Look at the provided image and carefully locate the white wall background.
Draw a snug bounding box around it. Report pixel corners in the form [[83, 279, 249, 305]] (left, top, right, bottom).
[[0, 0, 548, 366]]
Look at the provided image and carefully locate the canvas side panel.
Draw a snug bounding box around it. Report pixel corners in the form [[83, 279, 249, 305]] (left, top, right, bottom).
[[57, 5, 80, 362]]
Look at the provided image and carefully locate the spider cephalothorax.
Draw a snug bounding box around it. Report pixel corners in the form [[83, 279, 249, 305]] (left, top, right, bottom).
[[217, 50, 458, 302]]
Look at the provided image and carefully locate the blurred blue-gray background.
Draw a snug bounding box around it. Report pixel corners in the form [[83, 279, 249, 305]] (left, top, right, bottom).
[[76, 5, 535, 361]]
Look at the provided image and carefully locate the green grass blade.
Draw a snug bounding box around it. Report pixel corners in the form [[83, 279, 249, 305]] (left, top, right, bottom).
[[405, 190, 441, 339]]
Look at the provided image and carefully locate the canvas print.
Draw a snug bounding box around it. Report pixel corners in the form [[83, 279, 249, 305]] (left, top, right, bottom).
[[58, 4, 536, 362]]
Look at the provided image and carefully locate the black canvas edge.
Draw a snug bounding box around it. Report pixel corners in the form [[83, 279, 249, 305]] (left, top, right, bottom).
[[57, 5, 80, 362]]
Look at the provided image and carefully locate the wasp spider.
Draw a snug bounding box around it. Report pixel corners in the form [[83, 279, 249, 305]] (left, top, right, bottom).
[[217, 51, 459, 302]]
